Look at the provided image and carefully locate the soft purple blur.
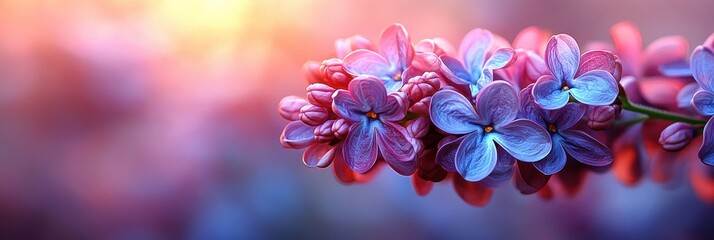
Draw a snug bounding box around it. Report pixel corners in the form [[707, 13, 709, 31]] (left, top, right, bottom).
[[1, 0, 713, 239]]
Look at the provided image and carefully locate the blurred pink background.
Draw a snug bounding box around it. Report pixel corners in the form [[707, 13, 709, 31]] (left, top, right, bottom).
[[0, 0, 713, 239]]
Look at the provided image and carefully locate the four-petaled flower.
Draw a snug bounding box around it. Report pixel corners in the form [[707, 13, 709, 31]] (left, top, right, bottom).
[[690, 46, 714, 165], [332, 76, 418, 175], [343, 24, 415, 92], [520, 85, 614, 174], [533, 34, 619, 109], [430, 81, 552, 181], [441, 29, 516, 98]]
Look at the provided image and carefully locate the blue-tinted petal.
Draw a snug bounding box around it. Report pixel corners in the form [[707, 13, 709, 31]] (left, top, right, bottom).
[[533, 75, 569, 110], [483, 47, 516, 70], [379, 23, 414, 71], [691, 46, 714, 92], [479, 147, 516, 187], [343, 49, 393, 77], [660, 60, 692, 77], [455, 132, 497, 182], [699, 117, 714, 166], [561, 129, 613, 166], [378, 92, 408, 121], [441, 55, 473, 85], [377, 121, 417, 163], [492, 119, 551, 162], [569, 70, 619, 106], [533, 135, 566, 175], [349, 76, 387, 110], [332, 90, 367, 122], [517, 84, 547, 127], [476, 81, 519, 127], [692, 90, 714, 116], [302, 143, 335, 168], [342, 122, 378, 173], [280, 121, 316, 149], [545, 34, 580, 81], [436, 136, 465, 172], [429, 90, 483, 134], [459, 28, 493, 78], [549, 103, 587, 130], [678, 82, 700, 109]]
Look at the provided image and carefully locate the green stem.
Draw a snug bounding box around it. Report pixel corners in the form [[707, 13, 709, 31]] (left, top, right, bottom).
[[618, 95, 707, 126], [614, 115, 649, 126]]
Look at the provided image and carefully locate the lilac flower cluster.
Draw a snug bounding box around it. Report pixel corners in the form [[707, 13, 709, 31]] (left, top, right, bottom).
[[279, 23, 714, 205]]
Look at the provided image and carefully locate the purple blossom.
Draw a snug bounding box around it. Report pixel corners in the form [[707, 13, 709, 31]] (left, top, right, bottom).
[[659, 122, 696, 152], [429, 81, 552, 181], [440, 29, 516, 98], [280, 121, 335, 168], [331, 76, 417, 175], [690, 46, 714, 165], [532, 34, 619, 109], [520, 85, 613, 174], [343, 24, 415, 92]]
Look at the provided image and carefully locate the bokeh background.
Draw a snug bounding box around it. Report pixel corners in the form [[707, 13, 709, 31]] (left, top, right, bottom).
[[1, 0, 714, 239]]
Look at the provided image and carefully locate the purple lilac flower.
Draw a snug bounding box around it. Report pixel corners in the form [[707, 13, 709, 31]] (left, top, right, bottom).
[[429, 81, 551, 181], [440, 29, 516, 98], [343, 24, 415, 92], [331, 76, 417, 175], [532, 34, 619, 109], [520, 85, 613, 174], [689, 45, 714, 165]]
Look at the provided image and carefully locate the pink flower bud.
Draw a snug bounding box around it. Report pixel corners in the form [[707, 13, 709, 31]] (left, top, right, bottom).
[[278, 96, 309, 121], [415, 38, 456, 56], [331, 118, 350, 140], [320, 58, 352, 89], [299, 105, 330, 126], [314, 120, 336, 143], [335, 35, 376, 59], [402, 72, 441, 102], [306, 83, 336, 107], [303, 61, 324, 84], [407, 117, 430, 138], [410, 96, 432, 115], [659, 122, 696, 152], [587, 105, 622, 130]]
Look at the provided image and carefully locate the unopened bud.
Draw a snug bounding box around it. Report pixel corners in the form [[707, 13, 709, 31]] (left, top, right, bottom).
[[410, 96, 432, 115], [306, 83, 336, 107], [331, 118, 351, 140], [335, 35, 376, 58], [402, 72, 441, 102], [659, 122, 696, 152], [314, 120, 336, 143], [587, 105, 621, 130], [303, 61, 324, 84], [319, 58, 352, 89], [407, 117, 430, 138], [278, 96, 309, 121], [299, 105, 330, 126]]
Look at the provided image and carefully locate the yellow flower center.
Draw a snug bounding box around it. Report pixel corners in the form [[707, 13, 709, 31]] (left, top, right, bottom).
[[562, 86, 570, 91], [484, 126, 494, 133], [393, 72, 402, 81], [366, 111, 378, 119], [548, 124, 557, 133]]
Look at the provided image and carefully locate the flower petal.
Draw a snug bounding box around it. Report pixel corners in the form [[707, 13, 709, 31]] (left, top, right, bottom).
[[518, 84, 547, 127], [610, 22, 642, 77], [452, 175, 493, 207], [429, 90, 483, 134], [513, 26, 549, 54], [440, 55, 473, 85], [492, 119, 552, 162], [533, 75, 569, 110], [302, 144, 335, 168], [576, 50, 622, 81], [377, 121, 417, 163], [569, 70, 619, 106], [379, 23, 414, 71], [280, 121, 316, 149], [475, 81, 519, 127], [549, 103, 587, 130], [332, 90, 367, 122], [411, 175, 433, 196], [638, 77, 687, 111], [479, 147, 516, 187], [692, 90, 714, 116], [378, 92, 408, 121], [533, 136, 567, 175], [349, 76, 387, 110], [561, 129, 613, 166], [455, 132, 496, 182], [691, 46, 714, 92], [436, 135, 464, 172], [332, 144, 357, 184], [343, 49, 393, 77], [459, 29, 493, 77], [342, 122, 378, 173], [484, 47, 516, 70], [659, 60, 692, 77], [643, 36, 689, 76], [699, 117, 714, 166], [545, 34, 580, 81], [678, 82, 700, 109], [514, 160, 551, 194]]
